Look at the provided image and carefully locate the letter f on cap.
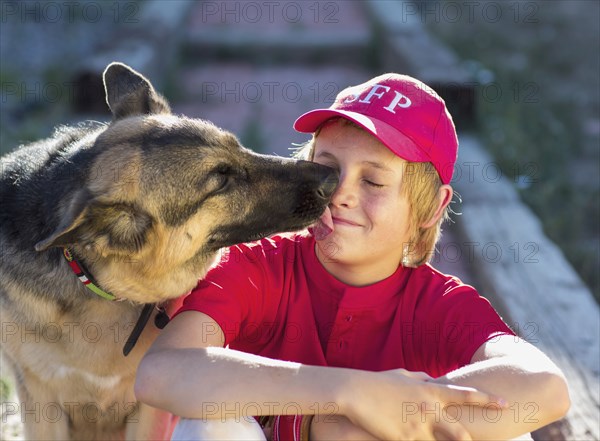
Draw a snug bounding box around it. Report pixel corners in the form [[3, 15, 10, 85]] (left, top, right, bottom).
[[359, 84, 391, 104]]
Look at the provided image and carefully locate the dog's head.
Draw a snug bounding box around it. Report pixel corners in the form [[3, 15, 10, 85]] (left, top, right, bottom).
[[35, 62, 337, 302]]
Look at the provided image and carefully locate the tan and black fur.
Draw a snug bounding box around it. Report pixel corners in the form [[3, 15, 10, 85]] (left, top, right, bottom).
[[0, 62, 336, 440]]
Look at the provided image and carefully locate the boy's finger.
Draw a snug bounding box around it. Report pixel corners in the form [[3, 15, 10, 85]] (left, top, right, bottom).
[[433, 421, 473, 441], [389, 368, 432, 381], [407, 370, 433, 381]]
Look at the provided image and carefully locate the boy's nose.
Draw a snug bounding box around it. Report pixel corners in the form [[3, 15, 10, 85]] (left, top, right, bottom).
[[330, 174, 358, 208]]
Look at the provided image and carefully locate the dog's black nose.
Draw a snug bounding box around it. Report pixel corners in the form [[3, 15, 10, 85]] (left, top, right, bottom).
[[294, 160, 339, 200], [316, 167, 339, 200]]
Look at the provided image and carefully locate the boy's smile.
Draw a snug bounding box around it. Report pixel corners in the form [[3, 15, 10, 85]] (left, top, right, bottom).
[[331, 216, 362, 227], [312, 120, 412, 286]]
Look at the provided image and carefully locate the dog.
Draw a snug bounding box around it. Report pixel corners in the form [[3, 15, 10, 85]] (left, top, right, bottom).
[[0, 62, 337, 440]]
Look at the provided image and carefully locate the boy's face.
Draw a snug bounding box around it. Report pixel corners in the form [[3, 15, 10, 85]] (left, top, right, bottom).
[[312, 121, 412, 278]]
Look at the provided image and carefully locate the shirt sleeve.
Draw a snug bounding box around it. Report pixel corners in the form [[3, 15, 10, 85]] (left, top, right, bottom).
[[173, 244, 269, 347], [272, 415, 312, 441], [414, 280, 515, 378]]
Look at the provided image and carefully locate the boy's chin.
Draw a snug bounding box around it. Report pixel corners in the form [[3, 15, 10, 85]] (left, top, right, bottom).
[[315, 236, 355, 263]]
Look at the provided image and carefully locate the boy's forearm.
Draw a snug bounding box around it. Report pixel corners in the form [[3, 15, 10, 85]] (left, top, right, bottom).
[[136, 346, 507, 440], [433, 356, 570, 440], [136, 346, 350, 419]]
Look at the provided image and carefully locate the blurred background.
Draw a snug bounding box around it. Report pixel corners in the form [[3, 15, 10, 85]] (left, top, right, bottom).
[[1, 0, 598, 298], [1, 0, 599, 439]]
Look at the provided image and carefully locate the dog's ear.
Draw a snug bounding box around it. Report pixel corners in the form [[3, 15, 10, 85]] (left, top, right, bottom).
[[80, 202, 154, 256], [35, 190, 91, 251], [103, 62, 171, 120], [35, 191, 153, 256]]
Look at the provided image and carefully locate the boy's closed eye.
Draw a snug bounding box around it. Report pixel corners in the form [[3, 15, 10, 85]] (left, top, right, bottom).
[[363, 178, 385, 188]]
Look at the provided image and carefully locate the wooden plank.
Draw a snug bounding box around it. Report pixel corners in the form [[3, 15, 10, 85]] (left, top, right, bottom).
[[454, 135, 600, 440], [364, 1, 477, 124]]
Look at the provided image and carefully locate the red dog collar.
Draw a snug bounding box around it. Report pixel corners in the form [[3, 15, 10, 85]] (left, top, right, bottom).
[[63, 247, 117, 301]]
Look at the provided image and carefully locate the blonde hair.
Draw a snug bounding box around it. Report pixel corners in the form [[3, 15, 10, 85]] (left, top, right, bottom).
[[294, 118, 450, 267]]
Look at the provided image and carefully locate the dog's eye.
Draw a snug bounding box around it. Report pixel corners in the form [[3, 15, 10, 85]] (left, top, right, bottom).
[[215, 164, 232, 175], [213, 164, 233, 193]]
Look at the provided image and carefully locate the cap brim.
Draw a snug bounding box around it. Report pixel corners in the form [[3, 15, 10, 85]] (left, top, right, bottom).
[[294, 109, 431, 163]]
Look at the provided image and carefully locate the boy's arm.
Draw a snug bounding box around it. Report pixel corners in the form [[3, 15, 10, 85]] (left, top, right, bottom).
[[310, 336, 569, 441], [135, 310, 505, 441], [431, 335, 570, 440]]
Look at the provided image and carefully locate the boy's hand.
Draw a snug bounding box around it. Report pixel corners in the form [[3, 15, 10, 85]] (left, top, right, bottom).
[[387, 368, 434, 382], [339, 370, 506, 441]]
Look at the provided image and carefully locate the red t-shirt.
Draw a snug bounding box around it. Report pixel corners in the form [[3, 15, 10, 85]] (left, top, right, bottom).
[[176, 232, 514, 378]]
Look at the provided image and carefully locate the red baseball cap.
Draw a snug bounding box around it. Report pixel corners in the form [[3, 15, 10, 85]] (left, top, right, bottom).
[[294, 73, 458, 184]]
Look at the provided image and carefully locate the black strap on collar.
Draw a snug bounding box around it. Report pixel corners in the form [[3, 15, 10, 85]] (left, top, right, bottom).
[[62, 249, 171, 356], [123, 305, 171, 356]]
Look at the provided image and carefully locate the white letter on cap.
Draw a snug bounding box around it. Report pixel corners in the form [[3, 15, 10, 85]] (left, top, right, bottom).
[[359, 84, 390, 103], [384, 91, 412, 113]]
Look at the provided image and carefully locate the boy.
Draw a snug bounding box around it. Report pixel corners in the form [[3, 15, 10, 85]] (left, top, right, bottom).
[[135, 74, 569, 440]]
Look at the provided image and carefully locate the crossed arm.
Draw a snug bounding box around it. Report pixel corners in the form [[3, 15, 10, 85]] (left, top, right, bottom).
[[135, 311, 570, 440], [309, 335, 570, 440]]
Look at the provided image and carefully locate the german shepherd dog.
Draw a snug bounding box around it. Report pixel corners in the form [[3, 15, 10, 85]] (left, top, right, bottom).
[[0, 62, 337, 440]]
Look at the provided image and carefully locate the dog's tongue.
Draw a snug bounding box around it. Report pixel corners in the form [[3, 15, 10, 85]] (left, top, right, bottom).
[[311, 206, 334, 241]]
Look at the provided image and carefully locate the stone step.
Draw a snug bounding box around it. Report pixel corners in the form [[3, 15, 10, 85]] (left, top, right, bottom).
[[173, 64, 368, 157], [181, 1, 371, 66]]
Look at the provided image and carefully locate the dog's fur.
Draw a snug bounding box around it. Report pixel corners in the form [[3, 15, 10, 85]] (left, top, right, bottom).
[[0, 62, 336, 440]]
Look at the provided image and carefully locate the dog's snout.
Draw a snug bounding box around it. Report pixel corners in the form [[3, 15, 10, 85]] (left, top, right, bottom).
[[294, 160, 338, 201], [316, 168, 338, 200]]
